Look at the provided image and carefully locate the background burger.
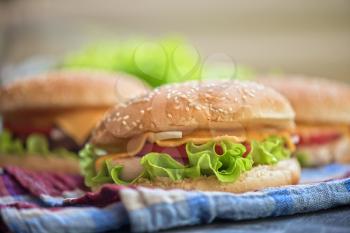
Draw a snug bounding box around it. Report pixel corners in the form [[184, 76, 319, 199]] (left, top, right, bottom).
[[0, 71, 150, 173], [258, 76, 350, 166], [80, 80, 300, 193]]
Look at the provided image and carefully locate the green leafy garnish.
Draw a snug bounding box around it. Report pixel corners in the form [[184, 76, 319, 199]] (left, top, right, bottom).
[[52, 147, 78, 158], [0, 130, 25, 154], [26, 134, 49, 155], [0, 130, 76, 158], [296, 151, 310, 167], [79, 144, 99, 187], [80, 136, 290, 187], [250, 136, 291, 165]]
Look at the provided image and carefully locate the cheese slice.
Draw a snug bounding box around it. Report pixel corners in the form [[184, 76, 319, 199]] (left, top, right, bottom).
[[55, 108, 108, 145]]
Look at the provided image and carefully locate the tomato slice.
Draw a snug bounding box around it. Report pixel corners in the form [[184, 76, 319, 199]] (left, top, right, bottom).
[[4, 121, 53, 138], [297, 132, 342, 146], [242, 142, 251, 158], [214, 144, 224, 155]]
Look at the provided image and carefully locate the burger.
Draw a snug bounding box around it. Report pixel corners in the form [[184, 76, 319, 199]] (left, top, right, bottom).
[[0, 71, 150, 173], [258, 76, 350, 166], [80, 80, 300, 193]]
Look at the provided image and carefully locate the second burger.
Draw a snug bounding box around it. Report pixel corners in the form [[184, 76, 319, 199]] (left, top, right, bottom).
[[0, 71, 150, 173]]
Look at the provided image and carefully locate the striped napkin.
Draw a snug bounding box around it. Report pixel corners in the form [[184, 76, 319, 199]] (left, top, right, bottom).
[[1, 164, 350, 233]]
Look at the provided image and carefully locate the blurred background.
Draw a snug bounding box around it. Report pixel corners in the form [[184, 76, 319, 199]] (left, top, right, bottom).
[[0, 0, 349, 83]]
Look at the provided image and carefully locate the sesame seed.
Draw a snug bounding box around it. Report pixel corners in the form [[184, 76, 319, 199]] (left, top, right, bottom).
[[123, 115, 130, 120], [140, 110, 145, 114], [122, 121, 127, 125], [167, 113, 173, 118]]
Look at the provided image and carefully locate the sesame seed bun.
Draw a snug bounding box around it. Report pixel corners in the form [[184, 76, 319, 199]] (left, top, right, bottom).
[[0, 70, 150, 113], [91, 80, 295, 145], [257, 75, 350, 124]]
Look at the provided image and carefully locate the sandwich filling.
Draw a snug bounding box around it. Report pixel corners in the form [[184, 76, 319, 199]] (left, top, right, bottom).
[[80, 131, 295, 187], [0, 130, 76, 158], [1, 108, 107, 154], [294, 124, 350, 166]]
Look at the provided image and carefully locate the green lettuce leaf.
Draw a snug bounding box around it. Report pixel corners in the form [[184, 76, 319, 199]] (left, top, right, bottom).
[[52, 147, 78, 158], [79, 144, 101, 187], [0, 130, 25, 154], [0, 130, 76, 158], [296, 151, 310, 167], [250, 136, 291, 165], [80, 136, 290, 187], [26, 134, 50, 155]]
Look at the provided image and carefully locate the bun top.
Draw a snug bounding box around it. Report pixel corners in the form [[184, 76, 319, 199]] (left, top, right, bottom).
[[91, 80, 295, 144], [0, 71, 150, 112], [258, 75, 350, 124]]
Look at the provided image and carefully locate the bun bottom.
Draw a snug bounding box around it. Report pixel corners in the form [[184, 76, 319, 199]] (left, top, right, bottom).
[[0, 154, 80, 174], [134, 158, 300, 193]]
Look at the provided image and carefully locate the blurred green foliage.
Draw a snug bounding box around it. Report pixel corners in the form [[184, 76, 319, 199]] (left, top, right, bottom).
[[60, 38, 255, 87]]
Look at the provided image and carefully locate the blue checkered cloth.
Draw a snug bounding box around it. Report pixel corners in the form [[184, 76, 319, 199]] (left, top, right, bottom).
[[1, 164, 350, 233]]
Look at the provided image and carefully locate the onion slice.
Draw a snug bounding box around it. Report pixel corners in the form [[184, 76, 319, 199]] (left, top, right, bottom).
[[291, 134, 300, 145], [153, 131, 183, 141]]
